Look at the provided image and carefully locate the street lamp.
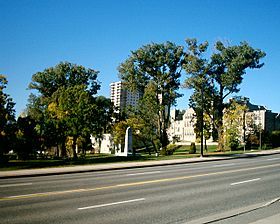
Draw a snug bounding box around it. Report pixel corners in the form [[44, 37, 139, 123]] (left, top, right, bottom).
[[200, 82, 204, 157], [258, 106, 262, 150]]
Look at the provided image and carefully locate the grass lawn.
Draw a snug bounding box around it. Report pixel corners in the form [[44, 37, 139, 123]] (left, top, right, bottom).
[[0, 144, 265, 171]]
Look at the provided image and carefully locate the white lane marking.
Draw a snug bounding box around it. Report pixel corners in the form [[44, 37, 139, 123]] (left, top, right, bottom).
[[230, 178, 261, 186], [78, 198, 145, 210], [212, 163, 235, 168], [267, 158, 280, 161], [126, 171, 161, 176], [263, 197, 280, 207], [0, 183, 32, 188]]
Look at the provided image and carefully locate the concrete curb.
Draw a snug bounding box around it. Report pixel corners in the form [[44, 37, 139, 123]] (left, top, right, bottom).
[[0, 149, 279, 179]]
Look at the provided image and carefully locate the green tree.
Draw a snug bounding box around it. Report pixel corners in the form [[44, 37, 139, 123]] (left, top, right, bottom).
[[112, 120, 128, 153], [182, 38, 212, 155], [0, 75, 16, 156], [183, 39, 266, 151], [136, 81, 161, 152], [223, 99, 248, 151], [91, 96, 114, 150], [15, 116, 39, 159], [209, 41, 265, 150], [118, 42, 184, 148], [28, 62, 101, 158], [121, 81, 161, 151], [271, 130, 280, 148]]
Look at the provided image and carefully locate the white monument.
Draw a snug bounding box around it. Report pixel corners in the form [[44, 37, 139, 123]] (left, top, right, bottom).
[[115, 127, 133, 157]]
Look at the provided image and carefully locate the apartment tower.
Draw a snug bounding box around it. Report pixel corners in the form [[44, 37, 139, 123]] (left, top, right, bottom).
[[110, 81, 141, 112]]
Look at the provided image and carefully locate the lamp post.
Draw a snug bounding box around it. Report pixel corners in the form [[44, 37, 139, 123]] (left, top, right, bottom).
[[200, 81, 204, 158], [258, 106, 262, 150]]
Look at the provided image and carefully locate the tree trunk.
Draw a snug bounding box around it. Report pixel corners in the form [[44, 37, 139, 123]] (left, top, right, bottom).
[[152, 140, 157, 153], [217, 86, 225, 151], [72, 136, 78, 159], [217, 121, 224, 151]]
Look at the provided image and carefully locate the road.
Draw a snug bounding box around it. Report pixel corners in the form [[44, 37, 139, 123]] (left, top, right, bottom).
[[0, 154, 279, 224]]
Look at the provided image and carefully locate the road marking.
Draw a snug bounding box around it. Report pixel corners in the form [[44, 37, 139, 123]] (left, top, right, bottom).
[[1, 163, 279, 201], [263, 197, 280, 207], [230, 178, 261, 186], [126, 171, 161, 176], [212, 163, 235, 168], [267, 158, 280, 161], [0, 183, 32, 188], [78, 198, 145, 210]]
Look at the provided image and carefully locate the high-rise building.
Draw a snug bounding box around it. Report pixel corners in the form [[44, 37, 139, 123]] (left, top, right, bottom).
[[110, 81, 142, 112]]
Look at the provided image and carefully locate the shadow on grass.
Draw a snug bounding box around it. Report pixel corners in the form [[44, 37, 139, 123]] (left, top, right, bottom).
[[0, 154, 157, 171]]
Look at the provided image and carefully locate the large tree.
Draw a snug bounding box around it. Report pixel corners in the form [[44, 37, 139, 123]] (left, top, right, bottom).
[[28, 62, 101, 158], [0, 75, 16, 155], [15, 116, 39, 159], [182, 39, 211, 155], [183, 39, 266, 151], [118, 41, 184, 148], [91, 96, 114, 150], [209, 41, 265, 150]]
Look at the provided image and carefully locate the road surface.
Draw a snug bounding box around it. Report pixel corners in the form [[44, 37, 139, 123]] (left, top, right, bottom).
[[0, 154, 279, 223]]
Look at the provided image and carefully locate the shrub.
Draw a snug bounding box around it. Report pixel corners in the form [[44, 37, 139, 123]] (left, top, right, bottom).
[[189, 142, 196, 154], [271, 131, 280, 148], [160, 144, 179, 156], [0, 154, 9, 165]]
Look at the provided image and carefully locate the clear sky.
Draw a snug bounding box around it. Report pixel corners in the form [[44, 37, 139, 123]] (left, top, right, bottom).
[[1, 0, 280, 116]]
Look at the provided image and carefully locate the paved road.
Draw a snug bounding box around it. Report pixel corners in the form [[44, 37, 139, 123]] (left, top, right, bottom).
[[0, 154, 279, 224]]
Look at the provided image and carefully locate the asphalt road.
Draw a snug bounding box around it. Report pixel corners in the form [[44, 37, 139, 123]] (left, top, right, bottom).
[[0, 154, 279, 224]]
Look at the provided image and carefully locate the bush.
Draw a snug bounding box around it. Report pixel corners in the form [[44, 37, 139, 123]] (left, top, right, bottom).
[[0, 154, 9, 165], [189, 142, 196, 154], [271, 131, 280, 148], [160, 144, 179, 156]]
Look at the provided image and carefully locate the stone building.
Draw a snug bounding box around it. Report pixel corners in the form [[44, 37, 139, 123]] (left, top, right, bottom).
[[169, 101, 280, 144], [168, 108, 196, 143], [245, 102, 280, 134]]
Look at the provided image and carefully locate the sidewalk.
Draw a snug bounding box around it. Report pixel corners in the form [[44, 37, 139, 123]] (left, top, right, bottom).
[[1, 149, 280, 179]]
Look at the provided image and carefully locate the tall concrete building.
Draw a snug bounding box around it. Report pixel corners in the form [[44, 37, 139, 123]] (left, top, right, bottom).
[[110, 81, 142, 112]]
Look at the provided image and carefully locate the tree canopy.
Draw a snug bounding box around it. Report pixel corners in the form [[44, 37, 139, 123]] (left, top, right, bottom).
[[27, 62, 111, 158], [183, 39, 266, 151], [0, 75, 16, 155], [118, 41, 184, 147]]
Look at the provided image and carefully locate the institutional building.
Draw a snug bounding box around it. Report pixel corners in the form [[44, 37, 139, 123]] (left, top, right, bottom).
[[110, 81, 142, 112], [168, 108, 197, 142], [168, 101, 280, 143]]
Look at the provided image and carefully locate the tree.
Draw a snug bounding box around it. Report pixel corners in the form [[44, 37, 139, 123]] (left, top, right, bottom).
[[182, 38, 211, 156], [118, 42, 184, 148], [112, 82, 160, 155], [47, 84, 98, 158], [136, 81, 161, 152], [15, 116, 39, 159], [28, 62, 101, 158], [123, 81, 161, 154], [209, 41, 265, 150], [223, 98, 248, 151], [91, 96, 114, 150], [0, 75, 16, 156], [183, 39, 266, 151]]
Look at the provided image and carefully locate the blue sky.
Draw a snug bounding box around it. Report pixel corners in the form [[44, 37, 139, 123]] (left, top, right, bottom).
[[1, 0, 280, 116]]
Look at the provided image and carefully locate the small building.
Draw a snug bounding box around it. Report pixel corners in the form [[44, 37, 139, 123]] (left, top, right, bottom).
[[90, 134, 113, 154]]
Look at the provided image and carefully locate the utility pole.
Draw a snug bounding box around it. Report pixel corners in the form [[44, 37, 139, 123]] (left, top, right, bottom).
[[200, 83, 204, 157], [258, 106, 262, 150]]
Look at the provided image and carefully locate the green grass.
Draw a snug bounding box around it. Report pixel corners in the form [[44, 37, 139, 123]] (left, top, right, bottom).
[[0, 144, 270, 171]]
